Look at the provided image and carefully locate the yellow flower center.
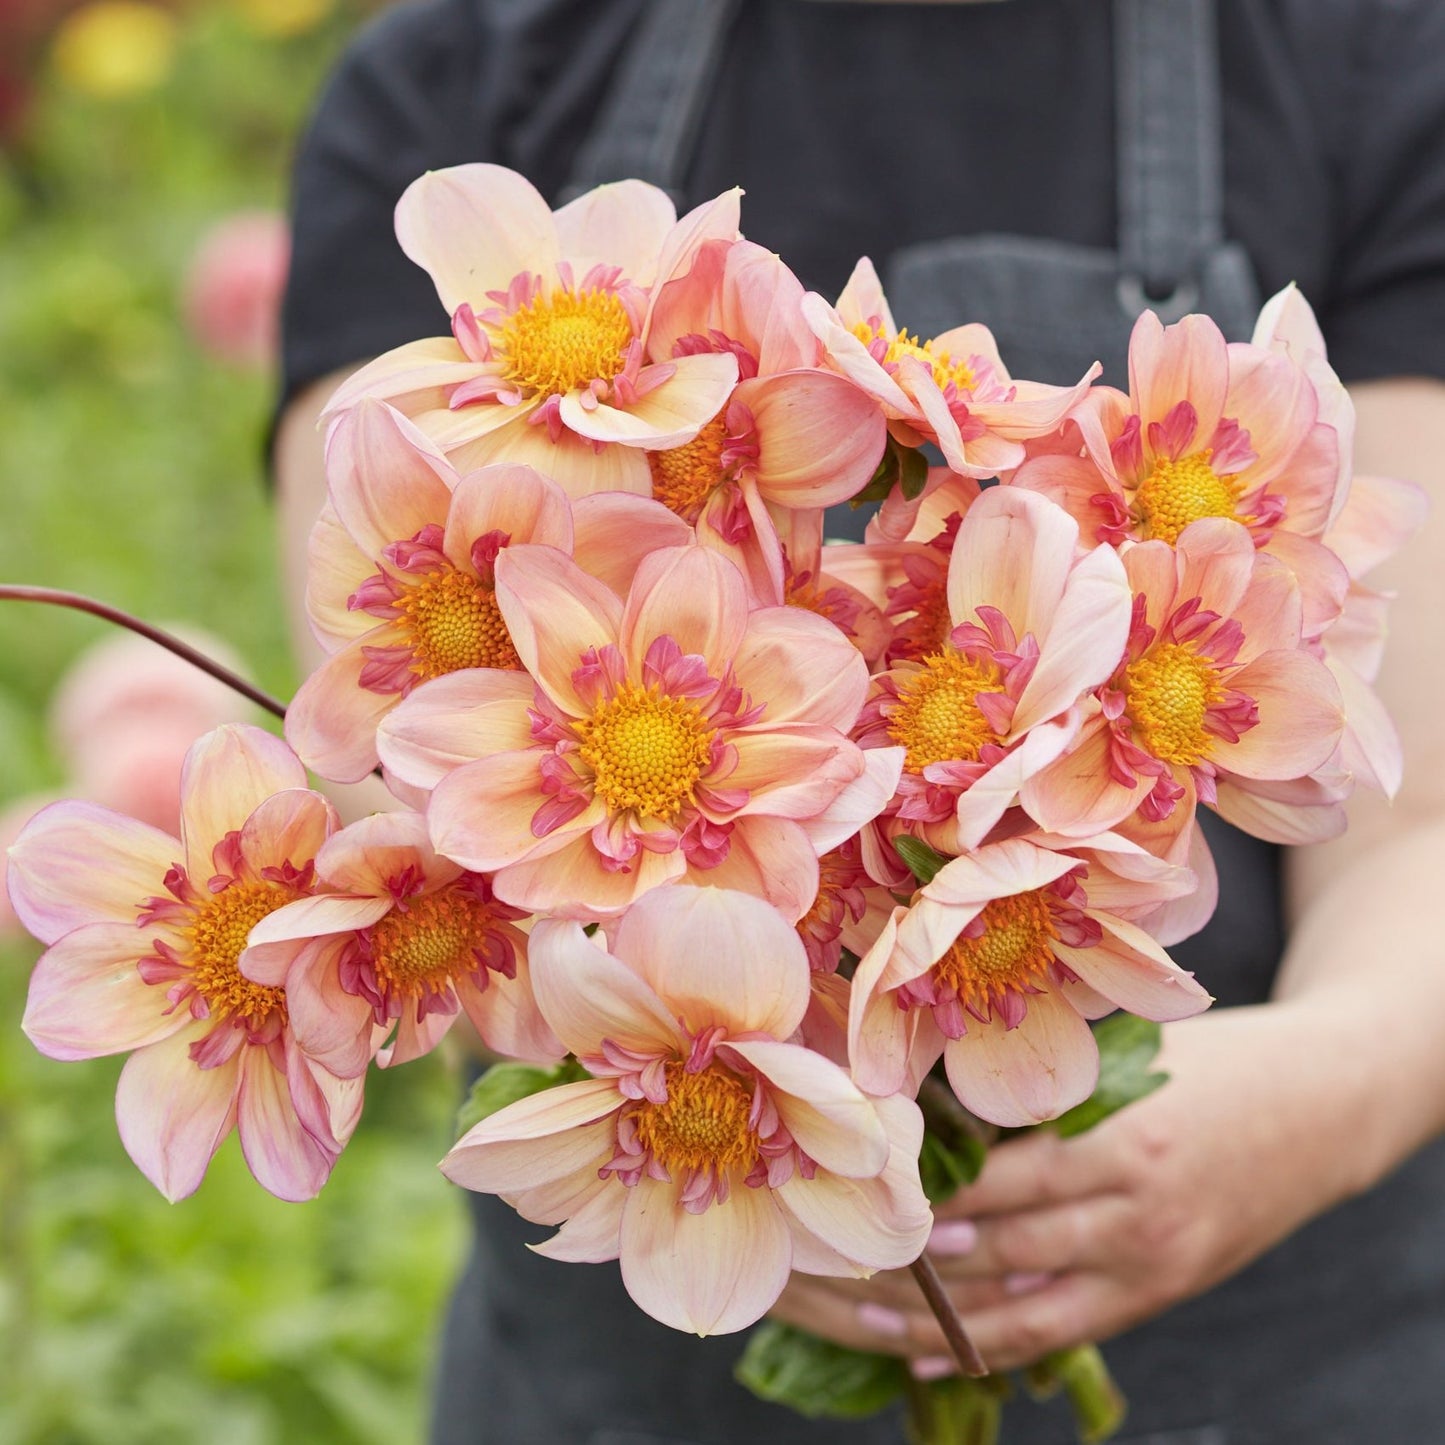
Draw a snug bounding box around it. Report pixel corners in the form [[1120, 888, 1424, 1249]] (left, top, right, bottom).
[[574, 684, 716, 821], [399, 569, 519, 681], [1123, 641, 1225, 766], [1134, 449, 1242, 544], [887, 650, 1008, 772], [369, 887, 495, 997], [188, 882, 294, 1027], [934, 891, 1059, 1011], [852, 322, 976, 393], [634, 1061, 759, 1176], [648, 414, 729, 523], [500, 286, 634, 399]]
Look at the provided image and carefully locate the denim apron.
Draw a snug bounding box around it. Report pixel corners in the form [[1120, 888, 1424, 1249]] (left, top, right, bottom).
[[432, 5, 1445, 1441]]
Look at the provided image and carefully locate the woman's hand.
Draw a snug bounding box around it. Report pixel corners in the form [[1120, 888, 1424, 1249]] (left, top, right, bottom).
[[770, 995, 1374, 1374]]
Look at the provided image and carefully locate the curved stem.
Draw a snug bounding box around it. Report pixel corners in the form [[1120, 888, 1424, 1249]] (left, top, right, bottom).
[[0, 585, 288, 721], [909, 1252, 988, 1378]]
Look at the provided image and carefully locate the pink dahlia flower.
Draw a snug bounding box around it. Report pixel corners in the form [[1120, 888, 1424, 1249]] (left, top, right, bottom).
[[802, 257, 1098, 479], [1023, 518, 1346, 846], [243, 810, 561, 1076], [323, 164, 742, 495], [855, 486, 1133, 856], [289, 397, 690, 782], [442, 885, 933, 1335], [379, 542, 875, 921], [7, 725, 358, 1201], [849, 836, 1211, 1128]]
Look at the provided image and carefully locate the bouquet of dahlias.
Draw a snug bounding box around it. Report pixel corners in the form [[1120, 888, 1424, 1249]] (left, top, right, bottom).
[[5, 165, 1422, 1443]]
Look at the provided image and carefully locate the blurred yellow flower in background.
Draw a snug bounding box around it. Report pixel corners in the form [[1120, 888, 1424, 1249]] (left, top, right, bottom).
[[234, 0, 335, 39], [51, 1, 178, 100]]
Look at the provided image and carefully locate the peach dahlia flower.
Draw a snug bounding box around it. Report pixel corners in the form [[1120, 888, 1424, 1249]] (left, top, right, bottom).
[[8, 725, 358, 1201], [323, 164, 742, 495], [442, 886, 933, 1335]]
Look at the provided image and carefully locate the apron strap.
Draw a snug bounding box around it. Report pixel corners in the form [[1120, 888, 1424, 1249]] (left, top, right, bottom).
[[1114, 0, 1224, 318], [558, 0, 743, 205]]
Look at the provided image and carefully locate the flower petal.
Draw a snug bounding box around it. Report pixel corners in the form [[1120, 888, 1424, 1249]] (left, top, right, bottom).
[[620, 544, 749, 677], [1059, 913, 1212, 1022], [561, 352, 739, 449], [236, 1047, 335, 1201]]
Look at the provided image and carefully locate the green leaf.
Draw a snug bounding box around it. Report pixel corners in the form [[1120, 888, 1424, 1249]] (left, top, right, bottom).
[[850, 443, 901, 507], [1050, 1015, 1168, 1139], [919, 1128, 988, 1205], [893, 835, 951, 887], [898, 444, 931, 501], [455, 1058, 588, 1140], [735, 1321, 908, 1420]]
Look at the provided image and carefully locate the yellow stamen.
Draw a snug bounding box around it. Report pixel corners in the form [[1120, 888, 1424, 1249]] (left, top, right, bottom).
[[369, 886, 496, 997], [1134, 449, 1242, 544], [648, 414, 729, 523], [500, 286, 633, 399], [634, 1061, 758, 1175], [399, 569, 520, 680], [1123, 641, 1224, 766], [188, 882, 293, 1027], [574, 684, 716, 821], [887, 650, 1007, 772], [852, 322, 976, 393], [935, 891, 1058, 1013]]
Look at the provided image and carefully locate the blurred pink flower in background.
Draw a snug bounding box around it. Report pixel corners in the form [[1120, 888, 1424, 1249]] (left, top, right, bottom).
[[181, 209, 290, 368]]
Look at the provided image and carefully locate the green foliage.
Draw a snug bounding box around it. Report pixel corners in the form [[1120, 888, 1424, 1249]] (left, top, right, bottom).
[[918, 1125, 988, 1206], [456, 1058, 590, 1139], [0, 8, 468, 1442], [850, 435, 930, 508], [1050, 1015, 1168, 1138], [735, 1321, 908, 1420], [893, 835, 950, 887]]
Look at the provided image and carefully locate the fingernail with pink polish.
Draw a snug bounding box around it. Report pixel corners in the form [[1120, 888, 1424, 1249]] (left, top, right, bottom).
[[928, 1219, 978, 1256], [1004, 1270, 1053, 1296], [910, 1355, 958, 1381], [856, 1302, 907, 1338]]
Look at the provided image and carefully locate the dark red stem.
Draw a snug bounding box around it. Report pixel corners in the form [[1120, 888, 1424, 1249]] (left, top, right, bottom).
[[909, 1252, 989, 1379]]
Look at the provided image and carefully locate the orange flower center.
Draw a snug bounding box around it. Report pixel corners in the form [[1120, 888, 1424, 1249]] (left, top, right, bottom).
[[500, 286, 634, 399], [574, 684, 716, 820], [399, 569, 519, 681], [887, 650, 1008, 772], [935, 891, 1059, 1011], [648, 414, 729, 523], [852, 322, 976, 393], [634, 1061, 758, 1176], [1134, 448, 1242, 544], [1123, 641, 1225, 766], [368, 886, 495, 997], [188, 882, 294, 1027]]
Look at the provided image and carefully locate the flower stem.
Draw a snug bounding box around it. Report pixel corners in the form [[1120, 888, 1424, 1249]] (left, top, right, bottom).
[[909, 1251, 988, 1378], [1026, 1344, 1127, 1443], [0, 585, 287, 720]]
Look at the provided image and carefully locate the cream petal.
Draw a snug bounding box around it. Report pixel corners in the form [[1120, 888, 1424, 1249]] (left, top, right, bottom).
[[528, 1178, 627, 1263], [732, 606, 869, 730], [237, 788, 338, 878], [615, 885, 811, 1040], [529, 916, 685, 1058], [304, 501, 377, 651], [427, 751, 559, 872], [620, 543, 748, 676], [1059, 913, 1212, 1021], [944, 987, 1099, 1128], [326, 398, 457, 562], [322, 336, 493, 418], [284, 645, 398, 783], [449, 418, 652, 499], [23, 921, 182, 1061], [494, 545, 623, 716], [570, 492, 695, 595], [728, 729, 865, 820], [799, 747, 904, 854], [6, 800, 176, 941], [179, 725, 307, 880], [692, 816, 820, 923], [1223, 650, 1344, 781], [920, 838, 1078, 910], [561, 352, 739, 449], [553, 178, 676, 282], [115, 1025, 241, 1202], [395, 163, 559, 313], [376, 670, 536, 791], [745, 371, 886, 507], [444, 464, 574, 563], [244, 892, 391, 950], [619, 1175, 793, 1335], [494, 833, 683, 918]]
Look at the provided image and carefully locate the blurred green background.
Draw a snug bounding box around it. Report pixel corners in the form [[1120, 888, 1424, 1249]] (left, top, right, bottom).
[[0, 3, 467, 1440]]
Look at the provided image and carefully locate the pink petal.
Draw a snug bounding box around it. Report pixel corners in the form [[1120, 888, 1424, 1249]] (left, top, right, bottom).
[[847, 907, 916, 1097], [1222, 650, 1344, 780], [620, 543, 749, 677], [1020, 718, 1142, 838], [494, 545, 623, 716], [447, 415, 651, 498], [944, 987, 1098, 1128], [444, 463, 574, 564], [279, 940, 378, 1076], [646, 187, 744, 315], [691, 816, 820, 923], [732, 606, 869, 731], [493, 829, 683, 918], [1330, 657, 1403, 799], [395, 163, 559, 314], [115, 1025, 241, 1201], [321, 336, 495, 420], [304, 501, 376, 651], [1212, 776, 1348, 846], [6, 800, 176, 942], [571, 492, 695, 596], [178, 725, 307, 880], [1057, 913, 1212, 1021], [529, 916, 685, 1058], [236, 1046, 335, 1201], [553, 178, 676, 282], [310, 809, 447, 894], [560, 351, 739, 449], [728, 729, 865, 821], [953, 711, 1082, 852], [376, 670, 536, 791], [615, 885, 811, 1040], [619, 1174, 792, 1335], [799, 747, 904, 854], [528, 1177, 627, 1262], [459, 956, 565, 1065], [1128, 310, 1227, 439], [236, 788, 337, 878], [427, 751, 569, 872], [23, 921, 183, 1061], [800, 288, 913, 414], [285, 644, 401, 783]]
